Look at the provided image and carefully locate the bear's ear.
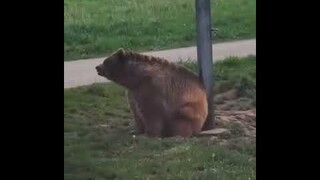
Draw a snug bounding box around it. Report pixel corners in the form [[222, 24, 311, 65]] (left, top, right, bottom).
[[115, 48, 125, 57]]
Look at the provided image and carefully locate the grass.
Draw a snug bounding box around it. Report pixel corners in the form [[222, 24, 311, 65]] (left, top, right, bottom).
[[64, 0, 256, 61], [182, 55, 256, 101], [64, 56, 256, 180]]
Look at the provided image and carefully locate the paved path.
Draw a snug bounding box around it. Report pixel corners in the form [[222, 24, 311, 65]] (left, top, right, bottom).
[[64, 39, 256, 89]]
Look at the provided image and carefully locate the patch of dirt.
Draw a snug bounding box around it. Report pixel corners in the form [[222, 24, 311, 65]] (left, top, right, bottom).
[[214, 88, 255, 134], [200, 88, 256, 143], [215, 109, 256, 137]]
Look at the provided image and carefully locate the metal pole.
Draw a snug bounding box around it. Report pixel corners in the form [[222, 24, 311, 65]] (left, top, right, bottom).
[[195, 0, 215, 130]]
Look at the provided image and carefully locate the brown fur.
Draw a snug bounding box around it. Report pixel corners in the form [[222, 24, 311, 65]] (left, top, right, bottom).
[[96, 48, 208, 137]]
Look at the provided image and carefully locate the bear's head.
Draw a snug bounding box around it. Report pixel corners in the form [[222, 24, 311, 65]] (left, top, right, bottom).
[[95, 48, 127, 81]]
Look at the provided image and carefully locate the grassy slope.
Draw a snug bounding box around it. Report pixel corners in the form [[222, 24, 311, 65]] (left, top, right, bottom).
[[64, 56, 256, 180], [64, 0, 256, 60]]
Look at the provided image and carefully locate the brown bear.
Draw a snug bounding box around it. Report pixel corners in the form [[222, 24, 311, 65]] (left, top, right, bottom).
[[95, 48, 208, 137]]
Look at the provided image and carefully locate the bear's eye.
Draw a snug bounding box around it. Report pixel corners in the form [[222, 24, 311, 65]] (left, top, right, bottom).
[[103, 59, 112, 66], [104, 59, 117, 67]]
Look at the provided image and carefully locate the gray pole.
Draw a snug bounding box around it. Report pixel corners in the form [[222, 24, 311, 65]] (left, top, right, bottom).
[[195, 0, 215, 130]]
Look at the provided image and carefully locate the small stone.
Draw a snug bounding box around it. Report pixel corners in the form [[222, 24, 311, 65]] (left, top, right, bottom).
[[199, 128, 229, 136], [209, 136, 219, 142], [99, 124, 108, 127], [243, 128, 251, 136], [217, 116, 231, 122], [218, 139, 228, 146]]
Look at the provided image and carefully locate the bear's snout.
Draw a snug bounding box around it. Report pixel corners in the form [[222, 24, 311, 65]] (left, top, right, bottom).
[[95, 65, 103, 75]]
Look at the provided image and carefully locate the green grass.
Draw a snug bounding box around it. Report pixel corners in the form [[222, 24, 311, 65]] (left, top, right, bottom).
[[182, 55, 256, 100], [64, 56, 256, 180], [64, 0, 256, 61]]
